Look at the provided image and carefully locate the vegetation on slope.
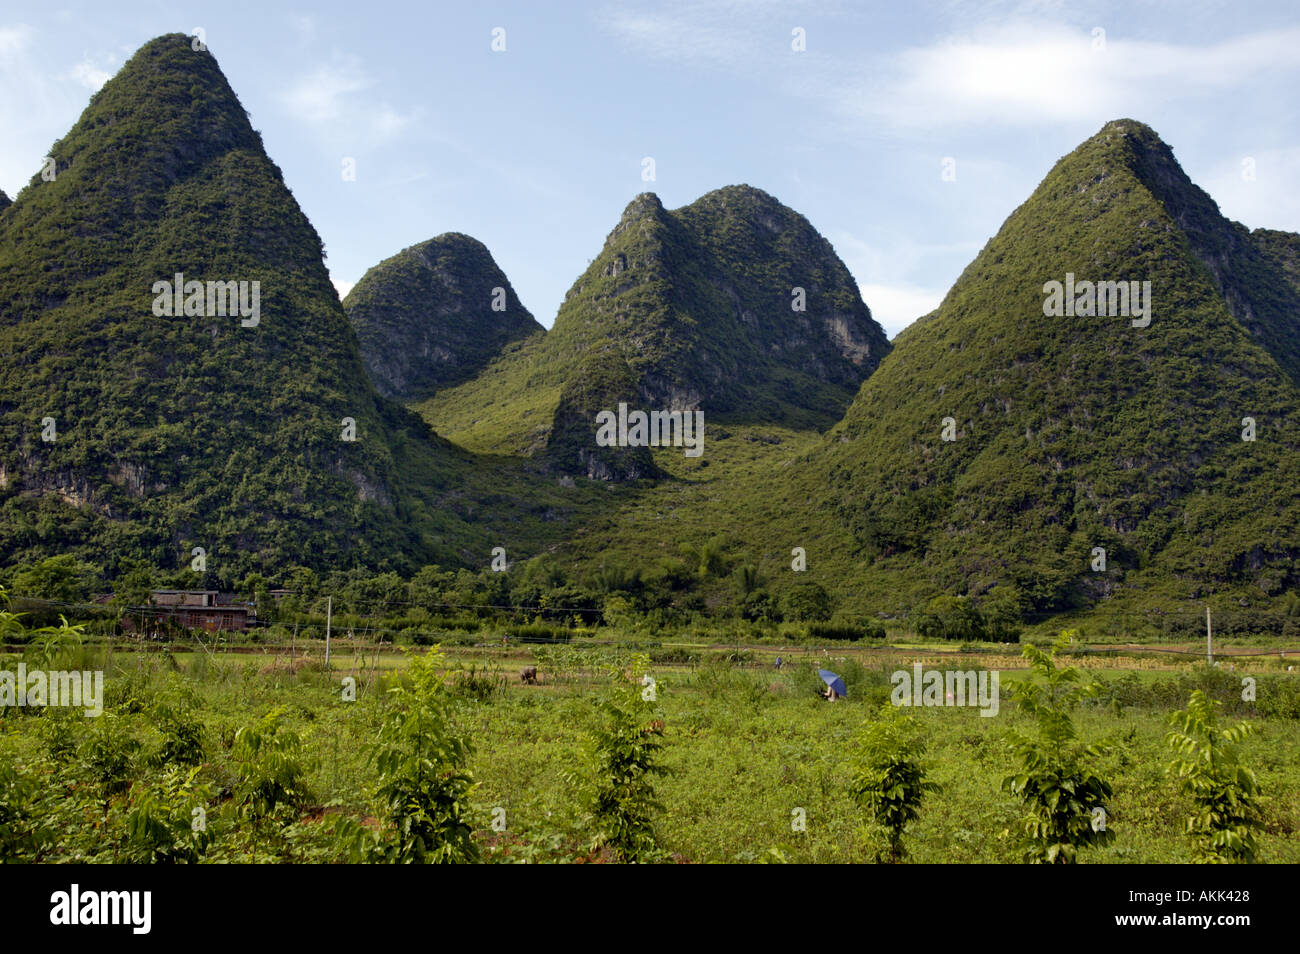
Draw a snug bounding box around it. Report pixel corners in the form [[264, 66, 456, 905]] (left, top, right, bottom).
[[423, 186, 890, 478], [816, 120, 1300, 614], [0, 35, 594, 582], [343, 233, 543, 401]]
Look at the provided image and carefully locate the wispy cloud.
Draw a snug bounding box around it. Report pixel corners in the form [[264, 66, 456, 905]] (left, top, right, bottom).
[[283, 59, 372, 124], [0, 24, 34, 57], [826, 22, 1300, 129], [600, 8, 759, 67], [68, 58, 111, 90], [280, 55, 415, 141], [597, 0, 831, 69], [600, 8, 1300, 137]]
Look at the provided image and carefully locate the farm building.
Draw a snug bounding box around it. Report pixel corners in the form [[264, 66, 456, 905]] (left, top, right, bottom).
[[121, 590, 253, 635]]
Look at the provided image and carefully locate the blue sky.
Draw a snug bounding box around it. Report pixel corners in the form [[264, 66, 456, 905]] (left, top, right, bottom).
[[2, 0, 1298, 338]]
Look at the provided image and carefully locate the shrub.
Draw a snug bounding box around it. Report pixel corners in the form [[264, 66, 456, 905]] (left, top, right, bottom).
[[649, 647, 698, 666], [850, 704, 940, 862], [37, 709, 79, 760], [230, 709, 310, 821], [371, 648, 478, 863], [450, 663, 506, 702], [1002, 632, 1115, 863], [576, 653, 669, 862], [150, 691, 205, 766], [506, 623, 570, 643], [806, 621, 864, 641], [120, 766, 211, 863], [0, 761, 47, 860], [80, 714, 142, 800], [1165, 690, 1263, 863]]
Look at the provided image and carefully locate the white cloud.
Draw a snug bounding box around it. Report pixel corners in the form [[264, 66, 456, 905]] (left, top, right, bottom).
[[600, 9, 1300, 138], [858, 283, 946, 339], [283, 60, 372, 125], [0, 25, 34, 57], [373, 105, 411, 137], [280, 56, 415, 142], [69, 59, 110, 90], [839, 23, 1300, 129], [331, 278, 355, 301]]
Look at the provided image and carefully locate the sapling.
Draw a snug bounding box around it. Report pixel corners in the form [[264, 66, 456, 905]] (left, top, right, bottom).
[[576, 652, 669, 862], [1166, 689, 1263, 863], [1002, 632, 1115, 863], [849, 702, 940, 862], [370, 648, 478, 863]]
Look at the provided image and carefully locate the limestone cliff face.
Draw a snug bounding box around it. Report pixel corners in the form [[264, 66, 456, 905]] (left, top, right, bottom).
[[344, 233, 542, 401]]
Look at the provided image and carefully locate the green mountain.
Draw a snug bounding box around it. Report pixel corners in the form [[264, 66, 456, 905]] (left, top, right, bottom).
[[423, 186, 890, 479], [816, 119, 1300, 614], [1125, 147, 1300, 387], [1251, 227, 1300, 376], [0, 34, 488, 579], [0, 190, 11, 213], [343, 233, 543, 401]]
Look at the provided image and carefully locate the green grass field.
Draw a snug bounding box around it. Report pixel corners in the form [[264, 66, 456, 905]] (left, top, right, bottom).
[[2, 635, 1296, 864]]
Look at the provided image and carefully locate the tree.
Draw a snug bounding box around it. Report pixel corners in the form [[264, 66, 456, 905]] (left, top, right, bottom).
[[782, 581, 834, 622], [591, 560, 640, 595], [1002, 631, 1115, 863], [576, 652, 669, 862], [850, 704, 940, 862], [10, 555, 99, 604], [1166, 690, 1263, 863], [371, 648, 478, 863], [740, 589, 781, 623], [981, 585, 1026, 641], [733, 563, 762, 598], [922, 594, 984, 640], [680, 539, 729, 580], [112, 560, 156, 610]]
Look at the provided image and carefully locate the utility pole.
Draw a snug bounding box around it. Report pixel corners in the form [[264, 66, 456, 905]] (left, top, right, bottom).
[[1206, 605, 1213, 666], [325, 596, 332, 669]]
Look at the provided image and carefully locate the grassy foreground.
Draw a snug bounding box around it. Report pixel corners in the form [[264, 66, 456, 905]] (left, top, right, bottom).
[[2, 636, 1296, 864]]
